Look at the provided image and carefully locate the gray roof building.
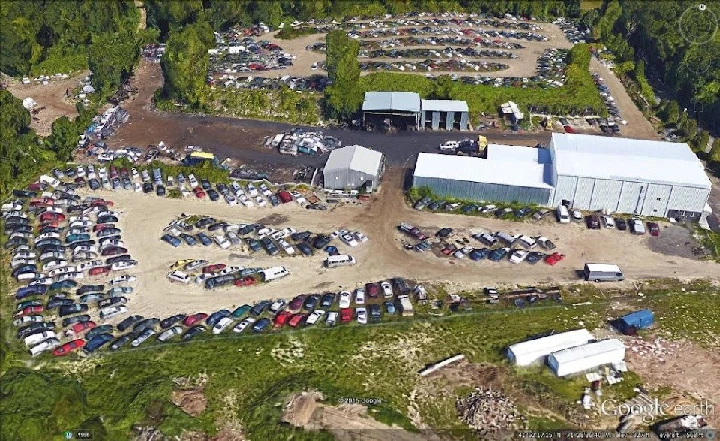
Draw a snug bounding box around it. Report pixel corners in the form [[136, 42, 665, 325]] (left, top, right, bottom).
[[323, 145, 385, 191], [362, 92, 421, 113]]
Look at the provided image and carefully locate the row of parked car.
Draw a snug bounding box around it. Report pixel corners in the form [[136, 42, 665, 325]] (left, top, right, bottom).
[[4, 179, 140, 357], [161, 215, 369, 258], [557, 206, 660, 236], [167, 260, 290, 289], [16, 278, 419, 356], [413, 196, 549, 221]]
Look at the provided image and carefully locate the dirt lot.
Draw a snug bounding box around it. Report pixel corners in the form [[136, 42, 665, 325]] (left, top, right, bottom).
[[83, 168, 719, 320], [5, 71, 88, 136], [253, 20, 573, 79]]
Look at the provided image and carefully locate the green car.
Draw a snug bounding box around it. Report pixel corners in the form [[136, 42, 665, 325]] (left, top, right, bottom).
[[231, 304, 251, 318]]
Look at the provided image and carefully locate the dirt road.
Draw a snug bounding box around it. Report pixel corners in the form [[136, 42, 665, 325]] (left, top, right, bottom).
[[86, 168, 718, 320], [589, 58, 659, 140]]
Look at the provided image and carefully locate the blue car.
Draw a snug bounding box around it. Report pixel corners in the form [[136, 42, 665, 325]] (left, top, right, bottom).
[[50, 280, 77, 290], [161, 234, 181, 247], [469, 248, 489, 261], [384, 301, 396, 314], [252, 318, 272, 333], [83, 333, 114, 353], [16, 285, 47, 300], [196, 232, 212, 246], [206, 309, 231, 328], [325, 245, 339, 255], [179, 233, 197, 246], [65, 233, 90, 244]]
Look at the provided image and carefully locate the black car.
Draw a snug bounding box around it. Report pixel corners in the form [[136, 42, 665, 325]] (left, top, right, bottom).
[[106, 254, 132, 265], [156, 185, 166, 197], [525, 252, 545, 264], [462, 204, 478, 214], [110, 334, 132, 351], [303, 295, 320, 311], [488, 248, 509, 262], [46, 298, 74, 310], [133, 318, 160, 333], [12, 189, 36, 198], [85, 325, 114, 341], [117, 315, 144, 332], [195, 217, 216, 228], [142, 182, 154, 193], [200, 179, 211, 190], [297, 242, 313, 256], [182, 325, 206, 341], [368, 304, 381, 322], [62, 314, 91, 327], [160, 314, 187, 329], [427, 201, 441, 211], [615, 218, 627, 231], [260, 237, 278, 255], [246, 238, 261, 252], [207, 189, 219, 201], [436, 228, 453, 238], [250, 301, 271, 316], [320, 292, 336, 308], [12, 265, 37, 278], [17, 322, 56, 339], [206, 309, 231, 328], [291, 231, 312, 242], [391, 278, 409, 294], [58, 304, 89, 317], [207, 222, 227, 232], [312, 234, 331, 249], [216, 183, 228, 194], [586, 214, 601, 230], [238, 224, 255, 235], [5, 237, 28, 249], [268, 195, 280, 206], [97, 215, 118, 224]]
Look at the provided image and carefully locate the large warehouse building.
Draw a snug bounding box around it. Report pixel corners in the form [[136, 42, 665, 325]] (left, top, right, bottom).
[[323, 145, 385, 191], [413, 133, 711, 219], [361, 92, 470, 131]]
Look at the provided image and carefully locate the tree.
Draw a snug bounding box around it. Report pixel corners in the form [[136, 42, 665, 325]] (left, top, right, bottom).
[[89, 32, 139, 99], [324, 30, 362, 119], [46, 116, 78, 161], [683, 118, 698, 140], [710, 138, 720, 163], [161, 21, 212, 109], [662, 100, 680, 125], [694, 130, 710, 153]]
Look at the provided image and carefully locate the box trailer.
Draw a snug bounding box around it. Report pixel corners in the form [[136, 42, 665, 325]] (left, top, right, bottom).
[[617, 309, 654, 334], [397, 295, 414, 317]]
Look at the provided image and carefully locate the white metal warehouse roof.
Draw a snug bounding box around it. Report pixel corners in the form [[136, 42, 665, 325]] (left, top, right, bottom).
[[362, 92, 421, 113], [551, 133, 711, 189], [487, 144, 552, 164], [414, 153, 553, 189], [507, 329, 594, 366], [549, 339, 625, 365], [324, 145, 383, 175], [421, 99, 469, 113]]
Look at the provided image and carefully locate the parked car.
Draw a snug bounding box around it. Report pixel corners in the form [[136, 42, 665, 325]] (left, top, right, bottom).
[[183, 313, 208, 327], [53, 339, 85, 356], [232, 304, 251, 318], [233, 318, 256, 333], [158, 326, 184, 342], [131, 328, 156, 346], [602, 216, 615, 228], [84, 333, 113, 353], [630, 218, 646, 234], [647, 222, 660, 237], [117, 315, 144, 332], [587, 214, 601, 229], [615, 218, 627, 231], [356, 307, 368, 325]]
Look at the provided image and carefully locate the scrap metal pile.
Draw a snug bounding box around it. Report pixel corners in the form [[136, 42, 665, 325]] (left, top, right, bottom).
[[456, 387, 524, 435], [208, 26, 294, 78], [267, 128, 341, 156], [308, 36, 525, 52]]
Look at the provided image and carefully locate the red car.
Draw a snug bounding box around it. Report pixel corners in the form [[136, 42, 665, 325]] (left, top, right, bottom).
[[365, 283, 380, 299], [441, 246, 455, 256], [40, 212, 65, 223], [93, 223, 115, 232], [273, 311, 292, 327], [14, 305, 44, 317], [647, 222, 660, 237], [89, 266, 111, 276], [234, 276, 255, 287], [288, 313, 306, 328], [27, 182, 43, 192], [91, 199, 114, 207], [38, 220, 60, 229], [194, 187, 206, 199], [340, 308, 353, 324], [544, 252, 566, 266], [202, 263, 226, 274], [53, 339, 85, 356], [183, 313, 208, 327], [29, 197, 55, 207], [69, 321, 97, 335], [564, 125, 576, 134], [277, 191, 293, 204]]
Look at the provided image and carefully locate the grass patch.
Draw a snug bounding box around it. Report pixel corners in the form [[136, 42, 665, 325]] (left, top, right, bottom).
[[210, 87, 321, 125], [644, 289, 720, 347], [581, 0, 603, 10], [696, 228, 720, 262]]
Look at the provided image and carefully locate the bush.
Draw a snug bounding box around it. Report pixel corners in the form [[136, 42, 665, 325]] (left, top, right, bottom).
[[210, 87, 321, 125]]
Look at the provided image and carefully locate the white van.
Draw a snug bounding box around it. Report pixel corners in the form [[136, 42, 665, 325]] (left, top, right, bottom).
[[39, 174, 61, 187], [324, 255, 357, 268], [557, 205, 570, 223], [584, 263, 624, 282], [260, 266, 289, 282]]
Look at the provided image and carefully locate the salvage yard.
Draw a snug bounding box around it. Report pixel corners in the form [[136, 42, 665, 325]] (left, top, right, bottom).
[[88, 168, 718, 320]]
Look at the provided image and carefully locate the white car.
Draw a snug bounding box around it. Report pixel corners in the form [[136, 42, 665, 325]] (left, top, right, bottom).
[[134, 182, 142, 193], [353, 231, 368, 243], [111, 260, 138, 271], [110, 275, 137, 285], [240, 195, 254, 207], [354, 288, 365, 305], [326, 311, 338, 326], [214, 235, 231, 249], [270, 230, 285, 241], [571, 209, 583, 221], [158, 326, 183, 342], [195, 273, 214, 284], [260, 184, 273, 197], [13, 315, 45, 326], [517, 235, 536, 249], [338, 291, 352, 308], [246, 183, 258, 197], [49, 266, 77, 278], [29, 338, 59, 357], [225, 193, 237, 205], [184, 259, 208, 272], [341, 234, 358, 247], [168, 270, 190, 284], [76, 165, 86, 177], [509, 249, 529, 264], [439, 140, 459, 152], [602, 215, 615, 228], [279, 240, 295, 255], [13, 250, 36, 259], [290, 191, 306, 205], [69, 220, 93, 229], [356, 307, 368, 325], [255, 196, 267, 207], [99, 305, 128, 319], [257, 227, 274, 238], [188, 174, 199, 189], [282, 227, 297, 237], [43, 259, 68, 271], [25, 331, 57, 348], [76, 260, 105, 272], [212, 317, 234, 334], [132, 329, 155, 346], [11, 258, 36, 269], [180, 185, 191, 197], [380, 281, 393, 298], [233, 317, 256, 333], [306, 309, 326, 325], [270, 299, 286, 313], [73, 245, 98, 255]]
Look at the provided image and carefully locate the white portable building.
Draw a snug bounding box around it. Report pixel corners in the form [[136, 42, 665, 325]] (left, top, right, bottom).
[[507, 328, 594, 367], [547, 339, 626, 377]]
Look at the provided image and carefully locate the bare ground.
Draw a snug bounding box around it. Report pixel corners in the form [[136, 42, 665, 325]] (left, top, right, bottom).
[[5, 71, 88, 136], [171, 388, 207, 417]]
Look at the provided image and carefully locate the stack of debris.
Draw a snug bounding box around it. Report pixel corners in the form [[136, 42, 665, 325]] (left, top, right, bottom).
[[456, 387, 524, 435], [628, 337, 678, 363], [270, 128, 341, 156]]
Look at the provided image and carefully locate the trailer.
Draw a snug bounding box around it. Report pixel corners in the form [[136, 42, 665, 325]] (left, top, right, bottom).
[[397, 295, 414, 317]]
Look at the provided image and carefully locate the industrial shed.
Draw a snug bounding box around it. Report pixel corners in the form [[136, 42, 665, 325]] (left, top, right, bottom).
[[507, 329, 594, 367], [323, 145, 385, 191], [421, 99, 470, 131], [549, 133, 711, 219], [547, 339, 626, 377], [362, 92, 421, 131], [413, 146, 553, 204]]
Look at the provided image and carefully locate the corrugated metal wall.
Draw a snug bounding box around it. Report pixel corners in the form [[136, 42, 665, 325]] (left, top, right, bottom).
[[589, 179, 623, 211], [446, 111, 454, 130], [431, 112, 440, 130], [572, 177, 596, 209], [617, 181, 644, 214], [324, 169, 378, 190], [413, 177, 552, 205], [640, 184, 672, 216], [552, 175, 577, 206], [459, 112, 469, 131], [666, 186, 710, 214]]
